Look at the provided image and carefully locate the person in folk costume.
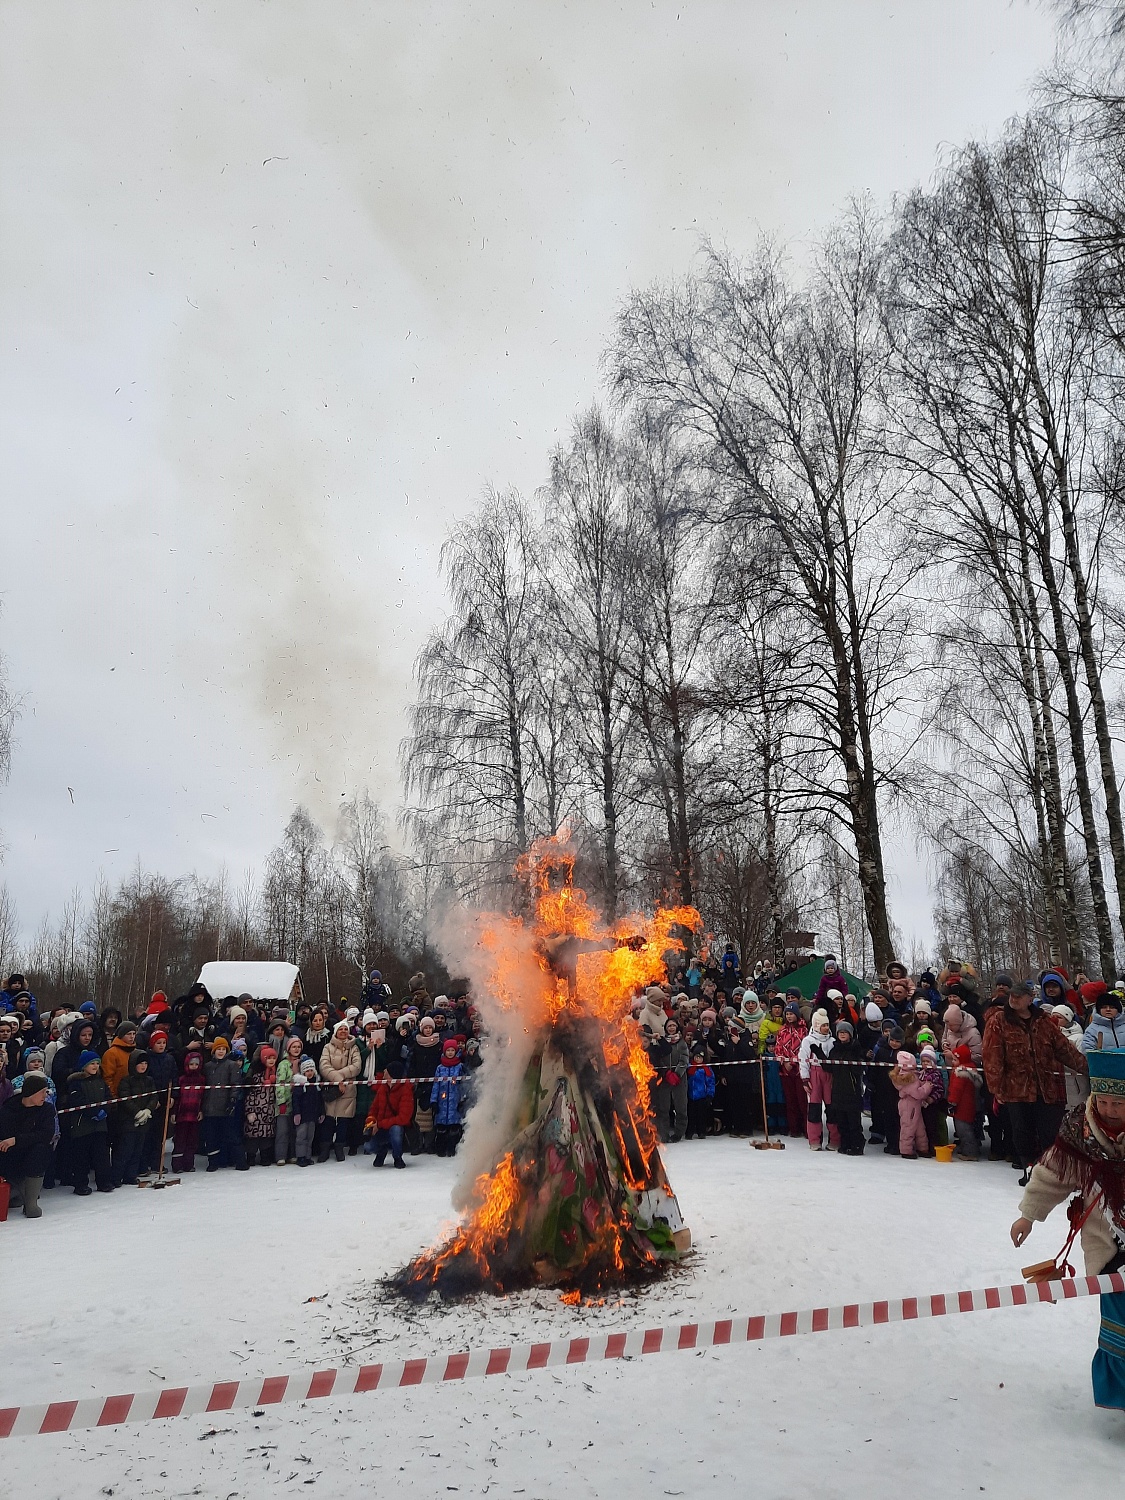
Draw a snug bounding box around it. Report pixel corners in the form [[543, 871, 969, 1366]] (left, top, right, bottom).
[[1011, 1049, 1125, 1410]]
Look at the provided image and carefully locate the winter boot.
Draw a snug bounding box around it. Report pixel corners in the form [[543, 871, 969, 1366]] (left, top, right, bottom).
[[333, 1144, 346, 1163], [21, 1177, 43, 1219], [316, 1144, 332, 1164]]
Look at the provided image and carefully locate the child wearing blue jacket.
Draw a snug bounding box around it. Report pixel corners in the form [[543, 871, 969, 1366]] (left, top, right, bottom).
[[430, 1042, 464, 1157], [686, 1048, 715, 1139]]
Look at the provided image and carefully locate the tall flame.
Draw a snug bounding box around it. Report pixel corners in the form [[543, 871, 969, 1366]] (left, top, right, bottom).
[[400, 834, 700, 1297]]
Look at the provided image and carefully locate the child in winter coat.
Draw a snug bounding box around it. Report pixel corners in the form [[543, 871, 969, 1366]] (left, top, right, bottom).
[[798, 1010, 839, 1151], [946, 1044, 982, 1160], [891, 1051, 932, 1159], [917, 1041, 946, 1153], [113, 1050, 156, 1185], [242, 1045, 277, 1166], [870, 1023, 905, 1150], [274, 1035, 303, 1165], [66, 1051, 113, 1194], [430, 1042, 464, 1157], [172, 1049, 205, 1171], [826, 1021, 865, 1155], [292, 1058, 325, 1166], [685, 1047, 716, 1139], [775, 1002, 808, 1139]]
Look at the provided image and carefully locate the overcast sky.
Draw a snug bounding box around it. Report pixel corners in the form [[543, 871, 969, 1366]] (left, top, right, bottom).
[[0, 0, 1060, 951]]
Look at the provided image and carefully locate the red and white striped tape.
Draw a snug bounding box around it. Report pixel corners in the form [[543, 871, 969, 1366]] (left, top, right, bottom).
[[2, 1271, 1121, 1439]]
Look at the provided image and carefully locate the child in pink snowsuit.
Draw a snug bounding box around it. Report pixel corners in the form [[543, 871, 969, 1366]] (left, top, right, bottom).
[[891, 1050, 932, 1159]]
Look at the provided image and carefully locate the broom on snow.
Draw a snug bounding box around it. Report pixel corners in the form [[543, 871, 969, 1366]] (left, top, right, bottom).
[[751, 1057, 784, 1149], [138, 1084, 180, 1189]]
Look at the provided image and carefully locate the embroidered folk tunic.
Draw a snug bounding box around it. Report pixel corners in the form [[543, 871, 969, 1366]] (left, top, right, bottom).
[[1020, 1064, 1125, 1410]]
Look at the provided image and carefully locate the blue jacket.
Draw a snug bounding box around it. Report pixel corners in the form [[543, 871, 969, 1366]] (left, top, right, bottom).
[[1081, 1013, 1125, 1052], [430, 1063, 464, 1126], [687, 1064, 715, 1101]]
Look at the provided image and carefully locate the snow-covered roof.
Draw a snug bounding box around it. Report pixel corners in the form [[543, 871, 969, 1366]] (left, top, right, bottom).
[[196, 961, 303, 1003]]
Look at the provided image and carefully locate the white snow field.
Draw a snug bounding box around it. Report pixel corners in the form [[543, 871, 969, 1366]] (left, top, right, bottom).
[[2, 1138, 1122, 1498]]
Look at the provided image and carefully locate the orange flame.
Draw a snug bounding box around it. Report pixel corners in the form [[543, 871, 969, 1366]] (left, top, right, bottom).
[[405, 834, 701, 1293]]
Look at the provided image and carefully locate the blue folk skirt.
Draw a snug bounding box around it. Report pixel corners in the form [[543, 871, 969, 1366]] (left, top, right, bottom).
[[1093, 1292, 1125, 1410]]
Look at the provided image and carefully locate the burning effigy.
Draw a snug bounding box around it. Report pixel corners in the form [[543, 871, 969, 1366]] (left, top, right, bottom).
[[394, 838, 699, 1300]]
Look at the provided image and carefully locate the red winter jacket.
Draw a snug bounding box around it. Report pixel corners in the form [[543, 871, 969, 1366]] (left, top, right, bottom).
[[364, 1079, 414, 1132]]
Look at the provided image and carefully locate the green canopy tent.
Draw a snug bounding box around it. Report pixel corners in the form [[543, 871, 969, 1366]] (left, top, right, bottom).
[[777, 957, 871, 1002]]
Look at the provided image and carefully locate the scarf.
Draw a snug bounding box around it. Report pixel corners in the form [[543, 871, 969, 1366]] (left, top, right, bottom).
[[1041, 1102, 1125, 1218]]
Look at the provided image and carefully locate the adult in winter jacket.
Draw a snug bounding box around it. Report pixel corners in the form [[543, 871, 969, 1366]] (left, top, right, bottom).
[[363, 1064, 414, 1167], [1011, 1049, 1125, 1410], [663, 1020, 689, 1142], [100, 1022, 138, 1098], [0, 1073, 55, 1217], [1081, 992, 1125, 1053], [940, 1004, 983, 1067], [983, 983, 1087, 1175], [318, 1022, 361, 1161], [50, 1017, 97, 1092], [301, 1009, 331, 1068]]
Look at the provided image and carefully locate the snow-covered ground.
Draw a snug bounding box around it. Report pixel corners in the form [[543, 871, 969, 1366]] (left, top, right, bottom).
[[2, 1139, 1122, 1497]]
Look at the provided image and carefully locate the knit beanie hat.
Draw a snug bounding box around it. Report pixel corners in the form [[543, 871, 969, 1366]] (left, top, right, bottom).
[[211, 1035, 231, 1055], [1052, 1004, 1076, 1025], [20, 1071, 49, 1099], [835, 1020, 854, 1038], [913, 999, 932, 1017], [943, 1004, 963, 1028], [442, 1042, 459, 1060], [953, 1044, 972, 1065], [896, 1050, 917, 1070], [811, 1009, 830, 1030], [783, 1001, 801, 1019], [919, 1045, 937, 1063], [227, 1006, 247, 1023], [865, 1001, 883, 1023], [78, 1049, 100, 1068]]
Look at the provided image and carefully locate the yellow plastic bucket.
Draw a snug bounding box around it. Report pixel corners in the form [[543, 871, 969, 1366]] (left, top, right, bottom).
[[934, 1144, 955, 1163]]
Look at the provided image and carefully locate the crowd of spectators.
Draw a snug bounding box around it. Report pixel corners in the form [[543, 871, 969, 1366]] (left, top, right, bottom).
[[2, 950, 1120, 1221]]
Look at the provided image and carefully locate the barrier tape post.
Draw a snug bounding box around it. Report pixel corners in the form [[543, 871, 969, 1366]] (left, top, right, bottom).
[[3, 1272, 1121, 1440]]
